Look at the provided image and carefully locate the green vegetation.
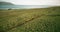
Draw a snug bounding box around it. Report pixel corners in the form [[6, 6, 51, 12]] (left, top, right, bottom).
[[0, 6, 60, 32]]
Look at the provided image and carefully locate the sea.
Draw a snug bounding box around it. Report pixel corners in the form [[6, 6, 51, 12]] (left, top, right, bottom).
[[0, 5, 51, 9]]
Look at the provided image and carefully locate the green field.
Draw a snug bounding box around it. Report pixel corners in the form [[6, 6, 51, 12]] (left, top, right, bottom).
[[0, 6, 60, 32]]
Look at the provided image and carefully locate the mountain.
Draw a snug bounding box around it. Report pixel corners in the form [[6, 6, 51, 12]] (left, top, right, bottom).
[[0, 2, 14, 5]]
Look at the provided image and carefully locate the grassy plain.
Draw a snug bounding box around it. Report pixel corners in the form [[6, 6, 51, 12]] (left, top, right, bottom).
[[0, 6, 60, 32]]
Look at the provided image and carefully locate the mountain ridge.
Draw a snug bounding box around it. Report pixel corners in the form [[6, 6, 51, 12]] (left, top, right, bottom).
[[0, 2, 14, 5]]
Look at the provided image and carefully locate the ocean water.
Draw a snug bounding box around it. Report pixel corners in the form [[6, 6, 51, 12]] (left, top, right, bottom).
[[0, 5, 50, 9]]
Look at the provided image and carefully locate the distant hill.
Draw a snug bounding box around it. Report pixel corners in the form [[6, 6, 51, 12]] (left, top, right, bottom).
[[0, 2, 14, 5]]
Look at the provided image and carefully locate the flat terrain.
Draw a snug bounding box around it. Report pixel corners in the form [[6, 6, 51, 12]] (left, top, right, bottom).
[[0, 6, 60, 32]]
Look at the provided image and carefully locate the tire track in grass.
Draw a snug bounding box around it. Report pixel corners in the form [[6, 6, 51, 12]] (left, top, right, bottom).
[[4, 15, 60, 32], [6, 15, 41, 32]]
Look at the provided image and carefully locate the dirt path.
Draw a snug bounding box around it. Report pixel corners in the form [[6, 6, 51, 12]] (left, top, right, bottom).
[[5, 15, 40, 32], [3, 15, 60, 32]]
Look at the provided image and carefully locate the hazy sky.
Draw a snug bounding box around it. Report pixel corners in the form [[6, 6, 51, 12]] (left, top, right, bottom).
[[0, 0, 60, 5]]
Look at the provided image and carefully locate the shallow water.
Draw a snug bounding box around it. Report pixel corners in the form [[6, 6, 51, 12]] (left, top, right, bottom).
[[0, 5, 50, 9]]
